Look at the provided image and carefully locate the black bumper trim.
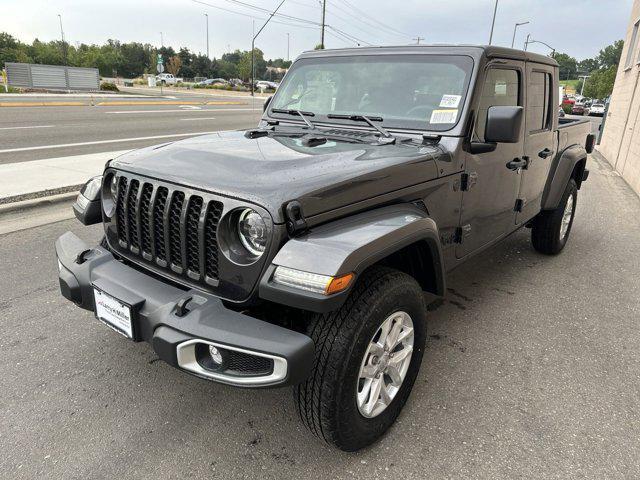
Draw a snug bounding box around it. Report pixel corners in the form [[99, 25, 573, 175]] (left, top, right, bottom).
[[55, 231, 314, 387]]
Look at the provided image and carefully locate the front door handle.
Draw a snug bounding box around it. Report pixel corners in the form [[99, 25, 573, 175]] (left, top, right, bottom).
[[506, 158, 528, 170], [538, 148, 554, 159]]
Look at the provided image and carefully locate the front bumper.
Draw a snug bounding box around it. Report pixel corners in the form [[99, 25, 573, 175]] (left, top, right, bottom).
[[55, 232, 314, 387]]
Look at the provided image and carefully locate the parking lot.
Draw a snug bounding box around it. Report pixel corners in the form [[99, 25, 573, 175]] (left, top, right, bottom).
[[1, 98, 640, 477]]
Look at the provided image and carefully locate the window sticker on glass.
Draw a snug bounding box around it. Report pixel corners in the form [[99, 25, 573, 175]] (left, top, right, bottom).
[[439, 94, 461, 108], [494, 81, 507, 96], [430, 109, 458, 124]]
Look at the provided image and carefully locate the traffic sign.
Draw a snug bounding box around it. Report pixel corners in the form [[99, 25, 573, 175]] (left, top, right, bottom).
[[157, 63, 164, 74]]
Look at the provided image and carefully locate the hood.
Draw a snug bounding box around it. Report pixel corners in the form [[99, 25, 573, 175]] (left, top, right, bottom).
[[110, 130, 445, 223]]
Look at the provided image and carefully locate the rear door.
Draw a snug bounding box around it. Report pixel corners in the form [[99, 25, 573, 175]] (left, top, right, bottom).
[[456, 61, 525, 258], [517, 63, 557, 223]]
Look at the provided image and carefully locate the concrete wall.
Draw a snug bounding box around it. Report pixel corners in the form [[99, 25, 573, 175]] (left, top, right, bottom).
[[598, 0, 640, 196]]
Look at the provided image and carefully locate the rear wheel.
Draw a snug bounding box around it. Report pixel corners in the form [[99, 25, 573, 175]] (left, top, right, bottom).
[[294, 266, 427, 451], [531, 179, 577, 255]]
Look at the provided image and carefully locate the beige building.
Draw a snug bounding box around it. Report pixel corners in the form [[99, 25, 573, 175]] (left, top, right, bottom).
[[598, 0, 640, 196]]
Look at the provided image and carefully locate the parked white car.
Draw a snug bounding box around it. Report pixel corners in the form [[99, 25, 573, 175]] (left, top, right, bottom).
[[588, 103, 606, 116], [155, 73, 183, 85], [256, 80, 279, 91]]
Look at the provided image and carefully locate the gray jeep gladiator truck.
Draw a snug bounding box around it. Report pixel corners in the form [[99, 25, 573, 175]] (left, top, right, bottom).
[[56, 45, 593, 451]]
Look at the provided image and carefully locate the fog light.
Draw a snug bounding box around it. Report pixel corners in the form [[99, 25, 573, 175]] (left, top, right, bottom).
[[209, 345, 223, 365]]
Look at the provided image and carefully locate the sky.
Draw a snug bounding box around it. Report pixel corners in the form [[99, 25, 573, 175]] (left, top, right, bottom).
[[2, 0, 634, 61]]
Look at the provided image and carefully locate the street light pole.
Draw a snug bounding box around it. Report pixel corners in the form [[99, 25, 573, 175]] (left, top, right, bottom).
[[251, 0, 286, 96], [524, 33, 531, 51], [205, 13, 209, 58], [57, 14, 67, 65], [160, 31, 164, 47], [579, 75, 591, 96], [287, 33, 290, 61], [511, 21, 529, 48], [488, 0, 499, 45]]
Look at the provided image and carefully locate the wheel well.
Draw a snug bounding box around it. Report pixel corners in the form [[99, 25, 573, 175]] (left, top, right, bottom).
[[374, 240, 442, 295], [572, 157, 587, 189]]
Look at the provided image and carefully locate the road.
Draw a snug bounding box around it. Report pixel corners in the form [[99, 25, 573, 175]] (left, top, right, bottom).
[[1, 148, 639, 478], [0, 91, 264, 163]]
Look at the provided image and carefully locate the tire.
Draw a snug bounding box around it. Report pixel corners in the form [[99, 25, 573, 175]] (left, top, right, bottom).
[[531, 178, 577, 255], [294, 266, 427, 451]]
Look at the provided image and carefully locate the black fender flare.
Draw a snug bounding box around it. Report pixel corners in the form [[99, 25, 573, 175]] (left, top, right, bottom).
[[541, 144, 587, 210], [259, 204, 445, 313]]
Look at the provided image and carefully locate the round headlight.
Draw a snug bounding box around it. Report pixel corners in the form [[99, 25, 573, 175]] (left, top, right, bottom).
[[237, 208, 267, 256]]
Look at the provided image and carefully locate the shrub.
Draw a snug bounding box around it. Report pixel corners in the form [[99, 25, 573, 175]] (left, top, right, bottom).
[[562, 104, 573, 114], [100, 82, 119, 92]]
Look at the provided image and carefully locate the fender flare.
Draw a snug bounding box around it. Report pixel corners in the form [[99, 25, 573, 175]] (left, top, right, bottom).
[[541, 144, 587, 210], [259, 204, 445, 313]]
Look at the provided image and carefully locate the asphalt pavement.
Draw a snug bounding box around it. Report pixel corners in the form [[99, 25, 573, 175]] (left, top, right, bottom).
[[0, 92, 264, 163], [1, 149, 639, 479]]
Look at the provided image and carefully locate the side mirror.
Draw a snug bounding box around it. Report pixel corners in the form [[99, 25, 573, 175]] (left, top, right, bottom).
[[485, 105, 523, 144], [73, 176, 103, 225], [263, 95, 273, 113]]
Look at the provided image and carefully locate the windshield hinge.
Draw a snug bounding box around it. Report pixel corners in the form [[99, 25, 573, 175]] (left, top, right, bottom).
[[460, 172, 478, 191], [422, 133, 441, 144], [454, 224, 472, 244], [285, 201, 308, 236]]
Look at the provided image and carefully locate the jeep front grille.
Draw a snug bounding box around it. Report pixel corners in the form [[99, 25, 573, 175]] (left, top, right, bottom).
[[114, 175, 223, 284]]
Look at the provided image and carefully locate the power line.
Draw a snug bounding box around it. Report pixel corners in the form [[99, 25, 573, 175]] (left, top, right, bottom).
[[332, 0, 413, 39], [327, 0, 411, 42]]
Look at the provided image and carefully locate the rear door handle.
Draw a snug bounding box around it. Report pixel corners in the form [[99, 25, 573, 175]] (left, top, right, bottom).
[[538, 148, 554, 159], [506, 158, 528, 170]]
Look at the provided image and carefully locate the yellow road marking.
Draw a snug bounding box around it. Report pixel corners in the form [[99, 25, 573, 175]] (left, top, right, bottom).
[[205, 101, 246, 105], [0, 102, 86, 107], [96, 100, 203, 106]]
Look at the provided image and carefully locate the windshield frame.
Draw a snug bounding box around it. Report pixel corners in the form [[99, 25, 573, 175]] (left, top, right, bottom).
[[266, 53, 476, 134]]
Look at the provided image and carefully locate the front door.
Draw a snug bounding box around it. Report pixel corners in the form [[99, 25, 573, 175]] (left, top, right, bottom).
[[456, 62, 525, 258], [517, 63, 557, 223]]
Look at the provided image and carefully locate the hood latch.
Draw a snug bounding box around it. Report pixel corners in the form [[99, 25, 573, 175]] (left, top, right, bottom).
[[285, 201, 308, 236]]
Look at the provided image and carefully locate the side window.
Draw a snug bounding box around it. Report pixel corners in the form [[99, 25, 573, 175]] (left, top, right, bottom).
[[528, 71, 552, 132], [475, 68, 520, 141]]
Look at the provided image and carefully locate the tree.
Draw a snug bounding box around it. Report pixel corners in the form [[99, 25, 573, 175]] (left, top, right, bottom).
[[597, 40, 623, 69], [166, 55, 182, 77], [314, 43, 324, 50], [551, 52, 577, 80], [582, 65, 617, 99], [577, 58, 599, 74]]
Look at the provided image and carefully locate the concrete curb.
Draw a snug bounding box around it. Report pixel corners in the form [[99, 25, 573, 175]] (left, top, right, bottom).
[[0, 187, 81, 211]]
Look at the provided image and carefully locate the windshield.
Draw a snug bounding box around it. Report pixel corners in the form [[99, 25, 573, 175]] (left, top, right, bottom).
[[269, 54, 474, 132]]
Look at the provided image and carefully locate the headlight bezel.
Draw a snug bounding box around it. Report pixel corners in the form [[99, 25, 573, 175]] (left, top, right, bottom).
[[218, 207, 271, 266], [101, 172, 118, 218]]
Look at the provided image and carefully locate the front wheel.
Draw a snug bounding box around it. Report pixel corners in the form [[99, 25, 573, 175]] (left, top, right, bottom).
[[294, 266, 426, 451], [531, 178, 578, 255]]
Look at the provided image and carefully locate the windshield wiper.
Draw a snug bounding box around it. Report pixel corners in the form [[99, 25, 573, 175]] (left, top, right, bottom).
[[326, 114, 395, 143], [271, 108, 316, 129]]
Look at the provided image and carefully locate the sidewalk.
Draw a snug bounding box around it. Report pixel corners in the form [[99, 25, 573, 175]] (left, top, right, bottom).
[[0, 150, 128, 205]]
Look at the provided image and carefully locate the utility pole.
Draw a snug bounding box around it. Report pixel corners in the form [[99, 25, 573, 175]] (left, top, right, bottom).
[[287, 33, 290, 61], [413, 36, 425, 45], [488, 0, 498, 45], [251, 0, 286, 96], [160, 31, 164, 47], [205, 13, 209, 58], [320, 0, 326, 49], [511, 21, 529, 48], [58, 14, 67, 65]]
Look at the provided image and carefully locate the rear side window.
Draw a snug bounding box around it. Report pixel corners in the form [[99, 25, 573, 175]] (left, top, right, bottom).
[[475, 68, 520, 142], [527, 71, 552, 132]]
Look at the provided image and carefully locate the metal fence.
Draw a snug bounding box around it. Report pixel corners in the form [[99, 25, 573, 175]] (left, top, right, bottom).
[[4, 63, 100, 91]]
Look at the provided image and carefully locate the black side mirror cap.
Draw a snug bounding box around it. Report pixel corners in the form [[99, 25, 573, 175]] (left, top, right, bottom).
[[485, 105, 523, 144], [263, 95, 273, 113], [73, 176, 102, 225]]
